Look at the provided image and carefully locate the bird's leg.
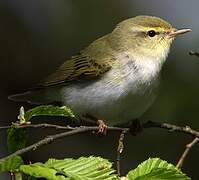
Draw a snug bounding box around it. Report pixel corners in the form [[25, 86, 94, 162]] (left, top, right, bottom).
[[97, 120, 108, 135], [82, 114, 108, 135], [129, 119, 143, 136]]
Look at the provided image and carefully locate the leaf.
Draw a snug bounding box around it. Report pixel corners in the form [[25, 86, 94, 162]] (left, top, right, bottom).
[[20, 163, 66, 180], [20, 156, 118, 180], [127, 158, 190, 180], [7, 127, 27, 153], [0, 156, 23, 172], [24, 105, 75, 121]]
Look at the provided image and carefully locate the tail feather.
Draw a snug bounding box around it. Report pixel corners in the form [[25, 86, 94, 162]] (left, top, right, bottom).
[[8, 90, 52, 104]]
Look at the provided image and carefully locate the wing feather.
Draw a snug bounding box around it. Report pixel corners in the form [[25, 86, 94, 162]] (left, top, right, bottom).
[[35, 35, 114, 88], [37, 53, 111, 88]]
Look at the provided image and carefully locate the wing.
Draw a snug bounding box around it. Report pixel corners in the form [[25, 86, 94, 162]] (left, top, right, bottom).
[[34, 35, 115, 89], [36, 52, 112, 88]]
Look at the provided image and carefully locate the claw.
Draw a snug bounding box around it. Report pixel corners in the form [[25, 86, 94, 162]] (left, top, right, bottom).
[[130, 119, 143, 136], [97, 120, 108, 135]]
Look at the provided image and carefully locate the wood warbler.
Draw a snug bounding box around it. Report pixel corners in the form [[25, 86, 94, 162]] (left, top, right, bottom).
[[9, 16, 191, 129]]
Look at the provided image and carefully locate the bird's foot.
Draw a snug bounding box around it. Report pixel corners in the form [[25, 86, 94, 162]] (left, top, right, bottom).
[[97, 120, 108, 135], [129, 119, 143, 136]]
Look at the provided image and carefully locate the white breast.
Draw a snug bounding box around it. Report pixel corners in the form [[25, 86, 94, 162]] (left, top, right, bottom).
[[57, 55, 164, 125]]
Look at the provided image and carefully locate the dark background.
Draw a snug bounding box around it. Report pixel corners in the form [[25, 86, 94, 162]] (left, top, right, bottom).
[[1, 0, 199, 179]]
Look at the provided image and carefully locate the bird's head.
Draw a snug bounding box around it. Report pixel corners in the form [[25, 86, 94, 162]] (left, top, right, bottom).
[[109, 16, 191, 63]]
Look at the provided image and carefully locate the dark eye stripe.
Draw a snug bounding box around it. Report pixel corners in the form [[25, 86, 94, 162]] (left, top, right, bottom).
[[134, 30, 161, 38]]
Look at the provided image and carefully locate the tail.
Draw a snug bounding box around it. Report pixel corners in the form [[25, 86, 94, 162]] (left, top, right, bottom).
[[8, 90, 52, 104]]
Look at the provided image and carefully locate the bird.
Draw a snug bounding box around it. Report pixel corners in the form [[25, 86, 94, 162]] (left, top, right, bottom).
[[9, 15, 191, 133]]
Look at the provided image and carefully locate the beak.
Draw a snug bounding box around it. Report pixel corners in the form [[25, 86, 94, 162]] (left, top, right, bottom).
[[168, 28, 192, 38]]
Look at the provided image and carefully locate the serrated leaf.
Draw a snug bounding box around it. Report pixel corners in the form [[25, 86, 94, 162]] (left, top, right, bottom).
[[24, 105, 75, 121], [7, 127, 27, 153], [0, 156, 23, 172], [20, 163, 66, 180], [20, 156, 118, 180], [46, 156, 117, 180], [127, 158, 190, 180], [136, 168, 189, 180]]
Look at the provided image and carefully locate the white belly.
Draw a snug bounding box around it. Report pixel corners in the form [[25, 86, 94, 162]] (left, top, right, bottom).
[[57, 58, 161, 125]]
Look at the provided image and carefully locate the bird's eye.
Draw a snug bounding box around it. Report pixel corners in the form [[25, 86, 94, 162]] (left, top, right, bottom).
[[147, 30, 156, 37]]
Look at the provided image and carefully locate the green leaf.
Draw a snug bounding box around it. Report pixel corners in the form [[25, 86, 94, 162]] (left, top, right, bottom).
[[24, 105, 75, 121], [7, 127, 27, 153], [127, 158, 190, 180], [0, 156, 23, 172], [20, 163, 66, 180], [20, 156, 118, 180]]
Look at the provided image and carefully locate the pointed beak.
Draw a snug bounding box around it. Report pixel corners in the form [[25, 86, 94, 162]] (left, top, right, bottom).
[[168, 28, 192, 38]]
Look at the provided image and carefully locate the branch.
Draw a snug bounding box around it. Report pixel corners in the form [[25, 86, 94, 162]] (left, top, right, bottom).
[[11, 123, 75, 130], [1, 120, 199, 164], [116, 130, 127, 176], [174, 50, 199, 168], [0, 125, 12, 130], [176, 137, 199, 168], [0, 126, 127, 162], [1, 121, 199, 137], [143, 121, 199, 137]]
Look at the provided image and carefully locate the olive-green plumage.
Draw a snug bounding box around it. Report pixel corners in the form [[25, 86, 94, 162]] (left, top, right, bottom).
[[9, 16, 191, 126], [39, 16, 173, 88], [40, 35, 113, 87]]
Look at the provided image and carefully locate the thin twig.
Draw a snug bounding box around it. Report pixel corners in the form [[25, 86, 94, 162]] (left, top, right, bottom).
[[1, 121, 199, 138], [0, 125, 12, 130], [0, 126, 126, 162], [176, 137, 199, 168], [10, 172, 14, 180], [0, 127, 95, 162], [116, 130, 127, 176], [143, 121, 199, 137], [189, 51, 199, 58], [13, 123, 75, 130], [1, 121, 199, 163]]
